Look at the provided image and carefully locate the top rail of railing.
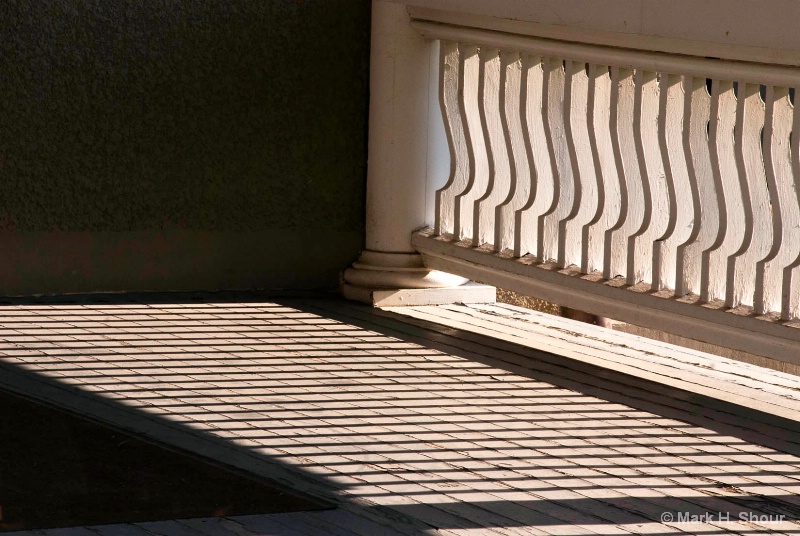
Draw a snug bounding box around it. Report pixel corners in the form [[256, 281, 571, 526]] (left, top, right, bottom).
[[398, 0, 800, 66], [411, 20, 800, 88]]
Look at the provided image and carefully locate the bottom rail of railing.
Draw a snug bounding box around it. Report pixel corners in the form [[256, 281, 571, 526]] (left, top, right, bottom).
[[413, 228, 800, 366]]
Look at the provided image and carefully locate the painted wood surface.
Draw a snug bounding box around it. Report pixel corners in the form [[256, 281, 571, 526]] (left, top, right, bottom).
[[424, 22, 800, 322]]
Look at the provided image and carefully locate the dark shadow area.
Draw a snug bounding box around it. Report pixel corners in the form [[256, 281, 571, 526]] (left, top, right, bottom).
[[0, 1, 370, 295], [0, 389, 329, 532]]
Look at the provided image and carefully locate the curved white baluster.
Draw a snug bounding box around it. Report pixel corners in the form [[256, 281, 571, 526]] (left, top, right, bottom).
[[473, 47, 509, 247], [702, 79, 740, 303], [728, 82, 771, 308], [435, 41, 469, 237], [676, 76, 718, 297], [539, 58, 570, 263], [653, 74, 691, 291], [783, 93, 800, 319], [757, 86, 799, 315], [628, 70, 666, 285], [560, 61, 596, 270], [453, 44, 485, 241], [514, 55, 553, 259], [494, 52, 530, 253], [617, 69, 645, 284], [583, 64, 616, 274], [604, 67, 635, 280]]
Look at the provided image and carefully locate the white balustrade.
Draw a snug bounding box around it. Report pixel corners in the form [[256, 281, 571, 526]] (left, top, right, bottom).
[[407, 13, 800, 364], [420, 27, 800, 313]]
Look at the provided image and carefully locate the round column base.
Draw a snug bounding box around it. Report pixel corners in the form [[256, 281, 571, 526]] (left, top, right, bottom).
[[344, 251, 468, 290], [342, 250, 495, 306]]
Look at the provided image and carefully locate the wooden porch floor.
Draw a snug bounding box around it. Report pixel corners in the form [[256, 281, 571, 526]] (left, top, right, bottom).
[[1, 296, 800, 535]]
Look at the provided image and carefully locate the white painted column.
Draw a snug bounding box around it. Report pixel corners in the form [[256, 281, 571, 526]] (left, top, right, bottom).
[[343, 0, 494, 306]]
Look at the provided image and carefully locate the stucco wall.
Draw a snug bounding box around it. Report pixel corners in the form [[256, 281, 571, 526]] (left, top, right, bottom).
[[0, 0, 370, 295]]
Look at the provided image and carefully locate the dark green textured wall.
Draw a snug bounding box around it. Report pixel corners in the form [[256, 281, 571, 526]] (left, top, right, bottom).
[[0, 0, 369, 295]]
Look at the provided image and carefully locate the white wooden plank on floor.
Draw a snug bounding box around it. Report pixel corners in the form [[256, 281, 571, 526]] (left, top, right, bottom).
[[386, 304, 800, 420], [454, 302, 800, 402]]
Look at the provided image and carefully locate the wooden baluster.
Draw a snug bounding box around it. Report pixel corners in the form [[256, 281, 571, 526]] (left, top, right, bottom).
[[473, 47, 509, 248], [560, 61, 596, 270], [629, 70, 666, 285], [434, 41, 468, 237], [603, 67, 634, 280], [540, 57, 569, 263], [758, 86, 799, 315], [676, 76, 717, 297], [618, 68, 643, 284], [514, 55, 552, 259], [727, 82, 771, 308], [453, 44, 483, 241], [783, 91, 800, 319], [494, 51, 529, 253], [583, 64, 615, 274], [653, 74, 689, 291], [702, 79, 740, 303], [581, 63, 619, 274]]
